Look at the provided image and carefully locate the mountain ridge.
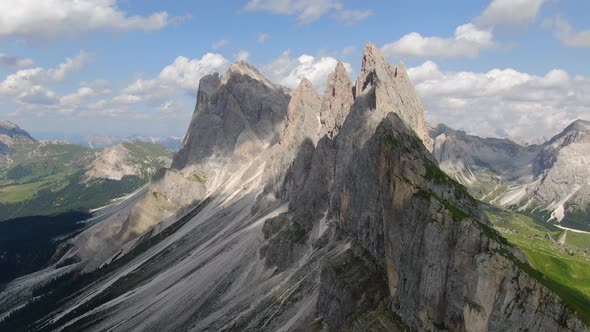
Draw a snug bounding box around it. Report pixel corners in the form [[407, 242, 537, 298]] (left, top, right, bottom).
[[0, 43, 587, 331], [431, 119, 590, 231]]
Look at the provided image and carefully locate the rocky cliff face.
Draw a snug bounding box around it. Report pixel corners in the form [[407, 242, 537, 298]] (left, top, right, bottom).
[[431, 120, 590, 231], [4, 44, 587, 332]]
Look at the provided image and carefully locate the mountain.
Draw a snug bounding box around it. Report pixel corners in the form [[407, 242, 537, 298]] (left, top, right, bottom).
[[83, 135, 183, 150], [0, 120, 36, 168], [1, 44, 587, 331], [431, 120, 590, 231], [0, 123, 174, 221]]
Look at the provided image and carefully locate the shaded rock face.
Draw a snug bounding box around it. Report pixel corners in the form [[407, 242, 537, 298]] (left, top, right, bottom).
[[22, 44, 587, 332], [431, 120, 590, 230], [173, 62, 290, 170]]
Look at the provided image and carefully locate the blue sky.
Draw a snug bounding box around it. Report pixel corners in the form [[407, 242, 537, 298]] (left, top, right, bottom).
[[0, 0, 589, 141]]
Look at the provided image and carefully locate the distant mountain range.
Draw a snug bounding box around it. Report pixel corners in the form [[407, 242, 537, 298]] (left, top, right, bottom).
[[431, 119, 590, 231], [0, 120, 174, 221], [34, 132, 183, 150], [82, 135, 183, 150]]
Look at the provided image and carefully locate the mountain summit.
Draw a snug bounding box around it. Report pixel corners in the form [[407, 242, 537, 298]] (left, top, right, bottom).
[[1, 44, 586, 332]]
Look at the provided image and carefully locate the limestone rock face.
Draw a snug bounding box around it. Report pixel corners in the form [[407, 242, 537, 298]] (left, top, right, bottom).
[[432, 120, 590, 230], [320, 61, 354, 138], [173, 61, 289, 171], [354, 43, 431, 149], [19, 44, 588, 332]]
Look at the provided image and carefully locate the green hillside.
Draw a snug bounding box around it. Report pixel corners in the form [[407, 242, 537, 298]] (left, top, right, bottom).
[[0, 141, 173, 221], [485, 206, 590, 323]]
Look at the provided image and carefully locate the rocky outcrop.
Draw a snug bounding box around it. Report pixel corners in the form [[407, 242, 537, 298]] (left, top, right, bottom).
[[12, 43, 588, 332], [84, 144, 139, 180], [84, 143, 172, 181]]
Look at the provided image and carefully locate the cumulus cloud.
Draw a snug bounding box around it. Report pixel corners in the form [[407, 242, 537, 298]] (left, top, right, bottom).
[[121, 53, 228, 101], [0, 53, 33, 68], [262, 51, 352, 92], [476, 0, 546, 27], [381, 0, 549, 59], [0, 0, 188, 40], [158, 100, 185, 114], [244, 0, 372, 24], [257, 33, 271, 43], [408, 61, 590, 140], [235, 50, 251, 61], [545, 17, 590, 47], [0, 51, 90, 105], [59, 87, 97, 108], [382, 23, 494, 58]]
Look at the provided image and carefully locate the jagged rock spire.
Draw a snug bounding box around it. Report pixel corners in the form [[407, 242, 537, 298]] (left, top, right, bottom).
[[320, 61, 354, 138], [283, 78, 322, 146], [353, 42, 431, 148]]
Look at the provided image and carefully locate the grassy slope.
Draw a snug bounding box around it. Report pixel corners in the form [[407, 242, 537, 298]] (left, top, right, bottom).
[[0, 142, 173, 220], [566, 231, 590, 250], [485, 206, 590, 324]]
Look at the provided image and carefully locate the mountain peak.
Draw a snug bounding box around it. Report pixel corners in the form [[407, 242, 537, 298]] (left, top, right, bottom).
[[294, 78, 315, 93], [334, 60, 347, 76], [221, 60, 277, 89], [0, 120, 17, 130], [320, 61, 354, 137], [546, 118, 590, 146], [357, 43, 388, 88], [565, 119, 590, 133], [362, 42, 384, 63], [289, 78, 320, 110], [394, 61, 408, 79], [0, 120, 35, 141]]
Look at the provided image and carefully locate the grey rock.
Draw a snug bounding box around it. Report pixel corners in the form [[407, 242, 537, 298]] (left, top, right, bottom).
[[13, 44, 588, 332]]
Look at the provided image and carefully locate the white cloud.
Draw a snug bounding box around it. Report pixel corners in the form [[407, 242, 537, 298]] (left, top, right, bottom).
[[262, 51, 352, 92], [158, 100, 185, 114], [212, 39, 230, 49], [0, 0, 188, 40], [381, 0, 548, 59], [382, 23, 494, 58], [0, 53, 33, 68], [80, 53, 228, 118], [49, 52, 92, 80], [235, 50, 251, 61], [477, 0, 546, 27], [119, 53, 228, 104], [59, 87, 97, 108], [258, 32, 271, 43], [0, 51, 90, 105], [408, 61, 590, 140], [546, 17, 590, 47], [244, 0, 372, 24]]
